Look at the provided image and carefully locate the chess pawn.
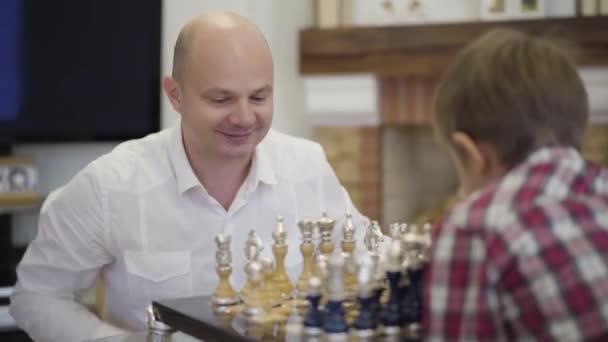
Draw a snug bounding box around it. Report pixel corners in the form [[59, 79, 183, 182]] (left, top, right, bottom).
[[242, 260, 266, 318], [371, 256, 386, 326], [212, 233, 238, 306], [341, 212, 357, 302], [146, 305, 175, 342], [260, 257, 278, 307], [272, 216, 293, 301], [381, 238, 403, 336], [352, 253, 378, 339], [402, 224, 429, 328], [296, 219, 316, 299], [303, 276, 323, 337], [323, 254, 348, 338], [317, 212, 336, 257], [240, 230, 264, 303], [314, 253, 329, 304]]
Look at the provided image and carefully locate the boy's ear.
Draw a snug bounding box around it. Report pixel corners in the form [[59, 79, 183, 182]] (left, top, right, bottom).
[[451, 132, 486, 175]]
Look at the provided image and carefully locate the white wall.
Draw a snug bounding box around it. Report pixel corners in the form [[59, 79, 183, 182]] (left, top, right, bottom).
[[12, 0, 313, 244], [161, 0, 313, 137]]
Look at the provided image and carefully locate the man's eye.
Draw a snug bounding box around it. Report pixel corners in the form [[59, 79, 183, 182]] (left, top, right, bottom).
[[250, 96, 266, 102], [211, 97, 230, 104]]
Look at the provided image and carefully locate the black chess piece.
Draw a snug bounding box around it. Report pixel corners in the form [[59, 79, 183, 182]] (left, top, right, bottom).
[[381, 239, 403, 335], [323, 299, 348, 335], [402, 268, 424, 324], [353, 294, 377, 334], [303, 277, 323, 337], [381, 270, 402, 332], [353, 254, 378, 338], [323, 255, 348, 337]]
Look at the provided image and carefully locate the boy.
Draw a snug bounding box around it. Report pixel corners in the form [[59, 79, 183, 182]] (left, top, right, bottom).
[[424, 28, 608, 340]]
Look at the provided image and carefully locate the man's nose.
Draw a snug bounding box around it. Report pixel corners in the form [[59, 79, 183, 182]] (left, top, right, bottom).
[[229, 99, 256, 127]]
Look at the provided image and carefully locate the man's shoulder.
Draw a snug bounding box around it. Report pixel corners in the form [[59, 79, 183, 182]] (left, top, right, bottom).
[[262, 129, 324, 155], [260, 129, 328, 178], [86, 128, 173, 188]]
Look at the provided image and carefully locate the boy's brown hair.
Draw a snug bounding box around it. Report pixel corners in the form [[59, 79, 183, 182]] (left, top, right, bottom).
[[433, 28, 588, 168]]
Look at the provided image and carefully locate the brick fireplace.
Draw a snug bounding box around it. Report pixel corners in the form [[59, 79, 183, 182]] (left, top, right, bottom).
[[306, 71, 608, 226]]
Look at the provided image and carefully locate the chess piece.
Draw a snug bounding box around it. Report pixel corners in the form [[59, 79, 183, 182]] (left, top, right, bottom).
[[212, 233, 238, 306], [352, 253, 378, 338], [371, 257, 385, 326], [303, 276, 324, 337], [242, 260, 267, 318], [341, 213, 357, 302], [314, 253, 330, 304], [240, 230, 264, 302], [146, 305, 175, 342], [401, 224, 430, 329], [389, 222, 401, 240], [364, 220, 384, 258], [260, 257, 278, 307], [381, 238, 403, 336], [317, 212, 336, 257], [296, 219, 316, 299], [272, 216, 293, 300], [323, 254, 348, 338]]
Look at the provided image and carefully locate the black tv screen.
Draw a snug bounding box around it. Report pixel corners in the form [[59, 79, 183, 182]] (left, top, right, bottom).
[[0, 0, 161, 143]]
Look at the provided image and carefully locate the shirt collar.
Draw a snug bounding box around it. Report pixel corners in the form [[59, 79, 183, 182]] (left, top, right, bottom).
[[168, 122, 201, 195], [168, 123, 278, 196], [250, 134, 278, 186]]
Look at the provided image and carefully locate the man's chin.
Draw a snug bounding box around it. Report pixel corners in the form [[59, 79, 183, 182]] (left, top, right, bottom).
[[216, 144, 256, 160]]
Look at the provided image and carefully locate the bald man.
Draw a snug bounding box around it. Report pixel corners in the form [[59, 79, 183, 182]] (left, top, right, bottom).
[[10, 12, 367, 341]]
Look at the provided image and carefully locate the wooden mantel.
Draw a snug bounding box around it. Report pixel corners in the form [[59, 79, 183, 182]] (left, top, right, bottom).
[[300, 16, 608, 76]]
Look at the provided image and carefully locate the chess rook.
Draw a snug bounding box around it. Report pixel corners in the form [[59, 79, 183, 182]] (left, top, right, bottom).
[[317, 212, 336, 257], [272, 216, 293, 301], [296, 219, 316, 299], [212, 233, 238, 306]]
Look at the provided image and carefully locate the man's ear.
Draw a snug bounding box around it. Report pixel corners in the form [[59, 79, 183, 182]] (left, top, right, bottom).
[[162, 76, 182, 113], [451, 131, 486, 176]]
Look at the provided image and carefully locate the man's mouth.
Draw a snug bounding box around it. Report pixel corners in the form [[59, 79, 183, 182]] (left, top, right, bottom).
[[219, 130, 253, 138]]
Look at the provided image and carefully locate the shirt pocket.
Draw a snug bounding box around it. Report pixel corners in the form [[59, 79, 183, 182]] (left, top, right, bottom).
[[124, 250, 193, 302]]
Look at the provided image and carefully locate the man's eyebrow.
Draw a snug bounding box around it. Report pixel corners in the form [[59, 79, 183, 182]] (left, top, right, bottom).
[[253, 85, 272, 93], [202, 88, 233, 96]]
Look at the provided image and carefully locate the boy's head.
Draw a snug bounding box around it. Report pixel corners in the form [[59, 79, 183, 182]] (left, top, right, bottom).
[[433, 28, 588, 196]]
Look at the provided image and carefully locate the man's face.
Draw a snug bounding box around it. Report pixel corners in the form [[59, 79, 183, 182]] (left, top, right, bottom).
[[174, 41, 273, 160]]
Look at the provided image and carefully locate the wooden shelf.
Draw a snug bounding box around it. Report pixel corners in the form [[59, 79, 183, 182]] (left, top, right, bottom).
[[300, 16, 608, 76], [0, 192, 40, 215]]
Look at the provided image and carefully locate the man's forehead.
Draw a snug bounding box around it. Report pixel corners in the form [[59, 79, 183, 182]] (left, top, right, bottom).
[[201, 84, 273, 95]]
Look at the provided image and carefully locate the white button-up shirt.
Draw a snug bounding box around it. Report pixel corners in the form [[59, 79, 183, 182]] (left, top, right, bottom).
[[10, 123, 368, 342]]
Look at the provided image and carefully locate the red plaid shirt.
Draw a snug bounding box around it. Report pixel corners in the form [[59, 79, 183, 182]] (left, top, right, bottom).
[[423, 147, 608, 341]]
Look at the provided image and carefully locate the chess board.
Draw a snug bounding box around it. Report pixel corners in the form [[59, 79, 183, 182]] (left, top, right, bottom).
[[153, 295, 420, 341]]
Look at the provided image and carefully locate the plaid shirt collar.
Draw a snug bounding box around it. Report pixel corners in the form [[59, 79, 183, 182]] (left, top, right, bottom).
[[424, 146, 608, 341]]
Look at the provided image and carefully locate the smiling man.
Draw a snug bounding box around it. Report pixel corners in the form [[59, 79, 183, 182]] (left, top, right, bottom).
[[10, 12, 366, 342]]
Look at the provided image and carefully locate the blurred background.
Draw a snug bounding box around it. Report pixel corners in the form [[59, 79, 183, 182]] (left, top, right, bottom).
[[0, 0, 607, 339]]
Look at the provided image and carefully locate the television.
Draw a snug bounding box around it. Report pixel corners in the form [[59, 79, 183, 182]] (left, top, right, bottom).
[[0, 0, 161, 143]]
